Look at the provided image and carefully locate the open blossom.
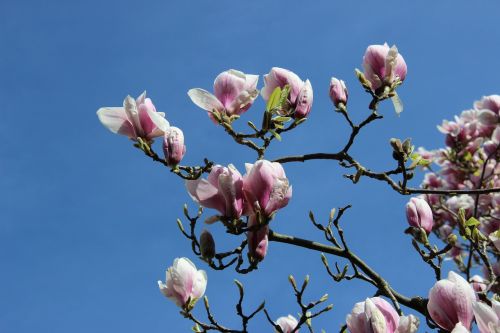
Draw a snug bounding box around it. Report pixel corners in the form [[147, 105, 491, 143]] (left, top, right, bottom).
[[186, 164, 244, 219], [427, 271, 475, 331], [261, 67, 313, 118], [275, 315, 299, 333], [405, 197, 434, 234], [346, 297, 400, 333], [475, 95, 500, 115], [188, 69, 259, 122], [163, 127, 186, 166], [362, 43, 407, 92], [329, 77, 348, 108], [473, 300, 500, 333], [242, 160, 292, 218], [97, 92, 169, 141], [158, 257, 207, 309]]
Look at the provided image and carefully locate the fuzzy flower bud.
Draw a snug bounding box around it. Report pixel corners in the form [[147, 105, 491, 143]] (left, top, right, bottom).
[[199, 230, 216, 260]]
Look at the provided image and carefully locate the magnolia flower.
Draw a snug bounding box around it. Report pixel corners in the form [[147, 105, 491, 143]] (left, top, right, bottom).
[[261, 67, 313, 118], [362, 43, 407, 92], [346, 297, 400, 333], [188, 69, 259, 122], [163, 127, 186, 166], [473, 300, 500, 333], [405, 197, 434, 234], [475, 95, 500, 115], [242, 160, 292, 218], [97, 92, 169, 141], [275, 315, 299, 333], [186, 164, 245, 219], [427, 271, 475, 331], [158, 257, 207, 309], [329, 77, 348, 108]]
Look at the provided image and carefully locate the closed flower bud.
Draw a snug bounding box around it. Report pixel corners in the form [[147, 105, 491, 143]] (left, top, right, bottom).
[[158, 257, 207, 310], [405, 197, 434, 234], [247, 215, 268, 262], [275, 315, 299, 333], [329, 77, 348, 108], [427, 271, 475, 331], [362, 43, 407, 93], [163, 127, 186, 166], [199, 230, 216, 260]]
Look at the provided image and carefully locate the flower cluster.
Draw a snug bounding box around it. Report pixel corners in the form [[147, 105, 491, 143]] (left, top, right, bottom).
[[186, 160, 292, 261], [418, 95, 500, 261]]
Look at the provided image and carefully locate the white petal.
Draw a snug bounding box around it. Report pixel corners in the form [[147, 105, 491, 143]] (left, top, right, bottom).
[[96, 107, 135, 137], [188, 88, 224, 112]]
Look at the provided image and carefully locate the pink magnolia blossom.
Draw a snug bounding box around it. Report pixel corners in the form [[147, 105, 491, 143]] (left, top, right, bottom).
[[405, 197, 434, 234], [475, 95, 500, 115], [261, 67, 313, 118], [247, 214, 268, 262], [188, 69, 259, 122], [163, 127, 186, 166], [186, 164, 245, 219], [427, 271, 475, 331], [242, 160, 292, 218], [158, 257, 207, 309], [329, 77, 348, 108], [346, 297, 400, 333], [97, 92, 170, 141], [275, 314, 299, 333], [473, 300, 500, 333], [362, 43, 407, 92]]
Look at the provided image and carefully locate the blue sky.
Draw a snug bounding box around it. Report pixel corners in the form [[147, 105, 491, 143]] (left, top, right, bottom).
[[1, 1, 500, 332]]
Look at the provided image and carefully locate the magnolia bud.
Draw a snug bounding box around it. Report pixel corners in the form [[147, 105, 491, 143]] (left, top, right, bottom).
[[405, 197, 434, 234], [163, 127, 186, 166], [200, 230, 216, 260], [329, 77, 348, 108]]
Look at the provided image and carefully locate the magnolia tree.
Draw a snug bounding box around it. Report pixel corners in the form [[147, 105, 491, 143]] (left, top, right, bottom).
[[97, 43, 500, 333]]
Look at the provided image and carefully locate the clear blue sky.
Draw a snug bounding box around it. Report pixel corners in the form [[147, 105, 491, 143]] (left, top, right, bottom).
[[1, 1, 500, 332]]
